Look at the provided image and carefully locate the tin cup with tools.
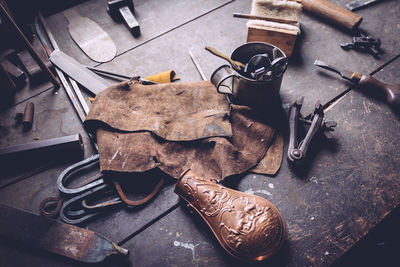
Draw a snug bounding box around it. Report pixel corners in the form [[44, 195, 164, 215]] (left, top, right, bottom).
[[210, 42, 287, 111]]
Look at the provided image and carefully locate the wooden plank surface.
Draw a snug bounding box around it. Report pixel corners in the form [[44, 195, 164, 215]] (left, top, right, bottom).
[[0, 0, 399, 266]]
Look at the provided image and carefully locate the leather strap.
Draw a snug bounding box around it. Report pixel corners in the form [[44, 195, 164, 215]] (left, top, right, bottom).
[[114, 177, 164, 207]]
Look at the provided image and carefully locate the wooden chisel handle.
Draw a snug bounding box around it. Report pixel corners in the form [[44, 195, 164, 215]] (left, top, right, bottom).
[[358, 75, 400, 107], [302, 0, 363, 31]]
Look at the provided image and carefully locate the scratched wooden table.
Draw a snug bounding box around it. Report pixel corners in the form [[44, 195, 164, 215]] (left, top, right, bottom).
[[0, 0, 399, 266]]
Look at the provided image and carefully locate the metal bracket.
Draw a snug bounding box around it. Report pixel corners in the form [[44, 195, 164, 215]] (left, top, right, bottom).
[[287, 97, 337, 163]]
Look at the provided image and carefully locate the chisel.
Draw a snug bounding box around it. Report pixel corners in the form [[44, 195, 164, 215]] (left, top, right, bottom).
[[314, 60, 400, 107], [0, 204, 129, 263]]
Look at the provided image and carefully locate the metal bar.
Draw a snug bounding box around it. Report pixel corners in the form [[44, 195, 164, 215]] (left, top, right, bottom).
[[189, 50, 207, 80], [0, 3, 59, 89], [49, 50, 108, 96], [233, 12, 298, 25], [87, 66, 131, 80], [36, 12, 87, 122], [70, 79, 90, 115], [0, 134, 84, 158]]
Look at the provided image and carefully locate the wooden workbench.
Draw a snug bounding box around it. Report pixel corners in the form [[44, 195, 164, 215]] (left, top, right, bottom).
[[0, 0, 399, 266]]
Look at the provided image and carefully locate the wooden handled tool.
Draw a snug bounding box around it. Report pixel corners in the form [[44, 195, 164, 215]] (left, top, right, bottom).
[[302, 0, 363, 31], [314, 60, 400, 107], [357, 75, 400, 107]]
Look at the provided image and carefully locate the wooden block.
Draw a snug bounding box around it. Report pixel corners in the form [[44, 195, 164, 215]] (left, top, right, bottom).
[[247, 26, 298, 58]]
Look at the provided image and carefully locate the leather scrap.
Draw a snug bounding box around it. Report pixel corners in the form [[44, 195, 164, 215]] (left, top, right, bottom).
[[89, 104, 276, 181], [250, 131, 283, 175], [85, 79, 232, 141], [146, 70, 179, 83]]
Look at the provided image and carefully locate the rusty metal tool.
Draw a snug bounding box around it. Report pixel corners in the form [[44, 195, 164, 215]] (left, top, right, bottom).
[[36, 13, 88, 122], [314, 60, 400, 107], [50, 50, 108, 96], [0, 203, 129, 263], [107, 0, 140, 37], [341, 31, 383, 58], [287, 97, 336, 163], [0, 134, 84, 160], [0, 3, 59, 89], [0, 59, 26, 86], [346, 0, 384, 11], [17, 34, 54, 82], [86, 66, 156, 84]]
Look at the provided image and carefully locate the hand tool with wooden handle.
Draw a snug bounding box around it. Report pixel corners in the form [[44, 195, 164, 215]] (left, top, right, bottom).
[[302, 0, 363, 31], [205, 46, 245, 71], [314, 60, 400, 107]]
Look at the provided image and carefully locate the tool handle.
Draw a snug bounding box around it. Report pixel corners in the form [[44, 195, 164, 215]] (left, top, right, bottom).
[[302, 0, 363, 31], [205, 46, 245, 70], [358, 75, 400, 107], [233, 12, 298, 25], [119, 6, 140, 37]]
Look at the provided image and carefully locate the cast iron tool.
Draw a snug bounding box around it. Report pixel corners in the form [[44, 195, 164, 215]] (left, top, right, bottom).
[[314, 60, 400, 107], [341, 32, 382, 58], [346, 0, 384, 11], [107, 0, 140, 37], [287, 97, 337, 163]]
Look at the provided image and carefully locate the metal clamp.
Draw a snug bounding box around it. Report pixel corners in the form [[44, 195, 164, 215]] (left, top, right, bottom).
[[341, 32, 383, 58], [287, 97, 337, 163]]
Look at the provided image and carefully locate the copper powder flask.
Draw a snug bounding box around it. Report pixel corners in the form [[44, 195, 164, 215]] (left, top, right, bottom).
[[175, 170, 285, 262]]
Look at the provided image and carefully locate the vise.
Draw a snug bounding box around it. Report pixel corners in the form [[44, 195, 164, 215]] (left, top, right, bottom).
[[107, 0, 140, 37]]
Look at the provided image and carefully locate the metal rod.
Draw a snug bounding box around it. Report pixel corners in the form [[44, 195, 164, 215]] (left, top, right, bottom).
[[0, 3, 59, 89], [36, 12, 87, 122], [0, 134, 84, 158], [233, 12, 298, 25], [87, 66, 131, 80], [70, 79, 90, 115], [189, 50, 207, 80]]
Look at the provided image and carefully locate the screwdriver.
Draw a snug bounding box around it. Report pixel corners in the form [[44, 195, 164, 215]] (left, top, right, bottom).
[[314, 60, 400, 107]]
